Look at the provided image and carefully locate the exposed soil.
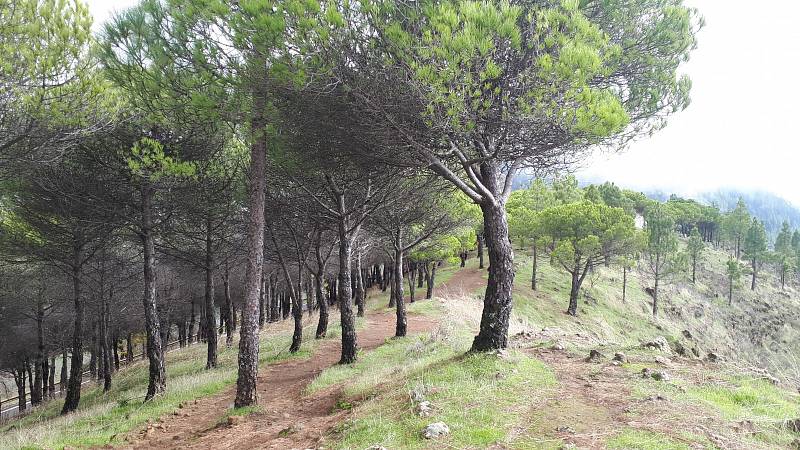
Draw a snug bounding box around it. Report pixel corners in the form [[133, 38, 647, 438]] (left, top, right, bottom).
[[120, 311, 436, 450]]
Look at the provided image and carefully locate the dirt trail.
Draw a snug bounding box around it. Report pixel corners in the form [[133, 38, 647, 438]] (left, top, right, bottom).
[[122, 312, 440, 449]]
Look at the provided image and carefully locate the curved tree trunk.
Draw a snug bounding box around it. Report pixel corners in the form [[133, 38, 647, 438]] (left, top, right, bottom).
[[471, 201, 515, 352]]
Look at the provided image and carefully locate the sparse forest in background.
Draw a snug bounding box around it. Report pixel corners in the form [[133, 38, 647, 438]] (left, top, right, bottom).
[[4, 0, 800, 449]]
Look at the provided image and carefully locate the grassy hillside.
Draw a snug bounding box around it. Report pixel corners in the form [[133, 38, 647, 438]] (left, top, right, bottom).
[[316, 246, 800, 449]]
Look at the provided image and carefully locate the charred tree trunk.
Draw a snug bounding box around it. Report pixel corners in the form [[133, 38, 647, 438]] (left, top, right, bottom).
[[234, 76, 268, 408], [470, 200, 515, 352]]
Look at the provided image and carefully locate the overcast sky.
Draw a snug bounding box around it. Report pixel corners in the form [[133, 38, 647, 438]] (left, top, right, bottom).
[[85, 0, 800, 205]]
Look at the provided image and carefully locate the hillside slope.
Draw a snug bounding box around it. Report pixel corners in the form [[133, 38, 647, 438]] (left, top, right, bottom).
[[3, 248, 800, 449]]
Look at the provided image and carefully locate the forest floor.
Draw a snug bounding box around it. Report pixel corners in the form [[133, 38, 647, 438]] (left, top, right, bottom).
[[119, 311, 438, 449]]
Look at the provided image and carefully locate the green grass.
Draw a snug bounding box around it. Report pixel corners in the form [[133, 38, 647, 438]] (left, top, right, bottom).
[[684, 376, 800, 422], [0, 320, 324, 450], [331, 348, 556, 449], [606, 429, 697, 450]]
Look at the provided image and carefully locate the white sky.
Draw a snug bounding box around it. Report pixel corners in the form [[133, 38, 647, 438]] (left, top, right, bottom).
[[86, 0, 800, 205]]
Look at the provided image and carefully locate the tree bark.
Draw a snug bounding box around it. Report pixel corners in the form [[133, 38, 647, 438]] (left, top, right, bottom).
[[234, 74, 268, 408], [355, 251, 365, 317], [750, 258, 757, 290], [62, 244, 84, 414], [141, 183, 166, 401], [393, 243, 406, 337], [531, 244, 537, 291], [315, 273, 328, 339], [477, 233, 485, 269], [13, 365, 26, 413], [32, 300, 44, 405], [425, 262, 436, 299], [337, 229, 357, 364], [622, 266, 627, 302], [204, 230, 218, 368], [224, 262, 233, 346], [408, 262, 417, 303], [60, 349, 68, 391], [471, 201, 515, 351]]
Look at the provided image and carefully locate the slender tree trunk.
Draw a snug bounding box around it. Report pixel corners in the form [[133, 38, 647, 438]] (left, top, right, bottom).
[[355, 251, 365, 317], [419, 263, 426, 289], [691, 258, 696, 283], [337, 223, 357, 364], [471, 200, 515, 352], [140, 184, 166, 401], [101, 295, 112, 392], [567, 270, 580, 316], [408, 262, 417, 303], [531, 244, 537, 291], [235, 75, 268, 408], [315, 273, 328, 338], [204, 220, 219, 368], [60, 349, 68, 391], [477, 233, 485, 269], [393, 240, 406, 337], [622, 266, 628, 302], [32, 300, 44, 405], [425, 263, 436, 299], [224, 263, 233, 346], [126, 334, 134, 363], [652, 265, 660, 317], [62, 244, 84, 414], [48, 356, 56, 398], [14, 366, 26, 413], [729, 274, 734, 304], [751, 258, 757, 290]]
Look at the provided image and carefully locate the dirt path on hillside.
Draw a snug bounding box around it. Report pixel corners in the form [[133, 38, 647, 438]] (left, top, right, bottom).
[[120, 311, 437, 450]]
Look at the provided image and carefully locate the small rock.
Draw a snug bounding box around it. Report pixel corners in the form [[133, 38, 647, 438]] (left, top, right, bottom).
[[652, 370, 670, 382], [784, 418, 800, 433], [705, 352, 718, 363], [655, 356, 672, 366], [416, 400, 433, 417], [682, 330, 693, 340], [227, 415, 245, 426], [646, 394, 668, 402], [422, 422, 450, 439], [612, 352, 627, 363], [365, 446, 388, 450], [555, 425, 576, 434], [551, 342, 565, 351], [641, 368, 653, 379], [611, 360, 621, 366], [734, 420, 756, 434], [644, 336, 670, 352], [585, 349, 605, 363], [282, 412, 291, 419]]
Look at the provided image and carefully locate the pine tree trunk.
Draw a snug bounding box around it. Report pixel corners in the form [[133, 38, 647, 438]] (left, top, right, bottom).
[[224, 263, 234, 346], [567, 269, 580, 316], [315, 273, 328, 339], [204, 220, 218, 368], [408, 263, 417, 303], [32, 300, 44, 405], [394, 244, 407, 337], [425, 263, 436, 299], [62, 245, 84, 414], [234, 75, 268, 408], [531, 244, 537, 291], [141, 183, 166, 401], [477, 233, 485, 269], [48, 357, 56, 398], [471, 200, 515, 351], [418, 263, 426, 289], [622, 266, 627, 302], [337, 226, 357, 364], [355, 252, 365, 317], [14, 366, 26, 413], [751, 259, 757, 290], [60, 349, 68, 391]]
